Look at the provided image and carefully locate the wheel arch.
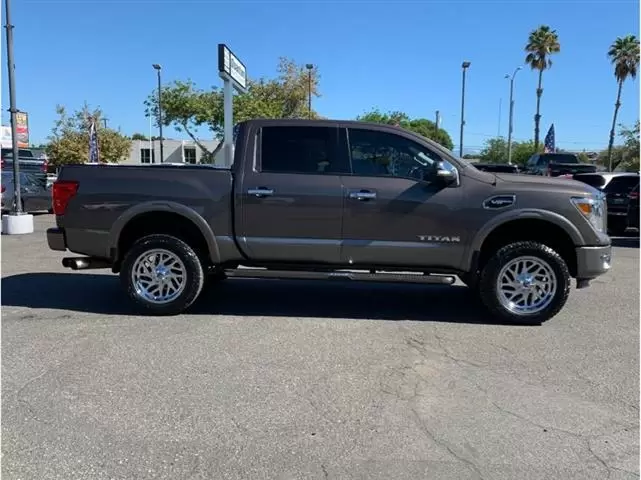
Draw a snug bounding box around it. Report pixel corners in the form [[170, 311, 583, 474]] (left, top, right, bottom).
[[464, 210, 584, 277], [108, 202, 221, 266]]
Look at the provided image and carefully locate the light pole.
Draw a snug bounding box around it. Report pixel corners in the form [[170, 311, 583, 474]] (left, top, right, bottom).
[[305, 64, 313, 119], [505, 66, 522, 165], [5, 0, 21, 214], [459, 61, 471, 158], [152, 64, 164, 162]]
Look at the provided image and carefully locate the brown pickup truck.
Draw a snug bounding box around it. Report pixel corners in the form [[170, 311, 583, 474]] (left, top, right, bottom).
[[47, 119, 612, 324]]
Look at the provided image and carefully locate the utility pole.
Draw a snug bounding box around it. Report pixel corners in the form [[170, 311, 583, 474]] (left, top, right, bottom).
[[459, 61, 471, 157], [505, 66, 522, 165], [305, 64, 313, 119], [102, 118, 108, 129], [152, 64, 164, 162], [435, 110, 440, 132]]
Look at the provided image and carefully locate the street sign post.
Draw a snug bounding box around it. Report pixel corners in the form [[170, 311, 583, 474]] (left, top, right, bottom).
[[218, 44, 247, 167]]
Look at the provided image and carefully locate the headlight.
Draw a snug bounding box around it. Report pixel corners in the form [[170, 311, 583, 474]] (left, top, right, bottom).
[[571, 194, 605, 233]]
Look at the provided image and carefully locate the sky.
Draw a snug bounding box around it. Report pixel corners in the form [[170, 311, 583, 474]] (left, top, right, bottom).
[[1, 0, 639, 154]]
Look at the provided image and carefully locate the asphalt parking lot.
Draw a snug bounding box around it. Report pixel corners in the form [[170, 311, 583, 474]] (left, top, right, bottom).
[[2, 214, 639, 480]]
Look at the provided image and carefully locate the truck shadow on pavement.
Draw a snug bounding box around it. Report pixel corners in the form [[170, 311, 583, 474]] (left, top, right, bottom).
[[1, 273, 515, 325]]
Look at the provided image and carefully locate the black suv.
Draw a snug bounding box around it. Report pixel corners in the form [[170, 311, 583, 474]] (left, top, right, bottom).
[[573, 172, 640, 235]]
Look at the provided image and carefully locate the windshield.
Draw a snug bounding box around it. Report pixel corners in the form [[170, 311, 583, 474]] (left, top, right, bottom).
[[1, 148, 34, 159], [541, 153, 579, 164]]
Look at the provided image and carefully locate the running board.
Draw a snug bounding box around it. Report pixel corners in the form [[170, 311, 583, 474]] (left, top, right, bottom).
[[225, 269, 456, 285]]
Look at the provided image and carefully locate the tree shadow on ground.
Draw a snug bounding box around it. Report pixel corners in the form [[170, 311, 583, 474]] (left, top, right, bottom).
[[0, 272, 519, 326]]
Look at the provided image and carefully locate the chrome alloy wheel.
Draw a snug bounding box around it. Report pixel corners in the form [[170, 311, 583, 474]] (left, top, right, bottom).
[[496, 256, 557, 315], [131, 249, 187, 304]]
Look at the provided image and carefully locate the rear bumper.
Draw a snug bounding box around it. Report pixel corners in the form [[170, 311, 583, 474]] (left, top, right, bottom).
[[575, 244, 611, 280], [47, 227, 67, 251]]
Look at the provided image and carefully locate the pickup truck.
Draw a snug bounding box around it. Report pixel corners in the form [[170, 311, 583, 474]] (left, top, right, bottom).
[[523, 152, 597, 177], [47, 119, 612, 324], [1, 147, 48, 187]]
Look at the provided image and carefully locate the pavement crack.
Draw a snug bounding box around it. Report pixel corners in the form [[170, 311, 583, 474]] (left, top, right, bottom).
[[586, 437, 612, 480], [321, 463, 329, 479], [410, 408, 487, 480]]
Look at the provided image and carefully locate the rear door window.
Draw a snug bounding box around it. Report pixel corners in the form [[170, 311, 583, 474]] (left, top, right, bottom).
[[259, 125, 348, 175]]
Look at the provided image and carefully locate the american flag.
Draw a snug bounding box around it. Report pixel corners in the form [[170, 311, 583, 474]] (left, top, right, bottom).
[[88, 117, 100, 163], [543, 124, 556, 153]]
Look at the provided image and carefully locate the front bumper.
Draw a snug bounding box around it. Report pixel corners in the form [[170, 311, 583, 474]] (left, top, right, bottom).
[[575, 244, 612, 280], [47, 227, 67, 251]]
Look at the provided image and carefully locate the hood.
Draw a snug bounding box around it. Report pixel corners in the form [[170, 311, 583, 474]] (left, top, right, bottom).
[[494, 173, 601, 196]]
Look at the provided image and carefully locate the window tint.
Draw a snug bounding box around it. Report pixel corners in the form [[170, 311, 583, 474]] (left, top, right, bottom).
[[347, 128, 442, 181], [541, 153, 579, 164], [605, 176, 640, 194], [260, 126, 344, 174], [526, 155, 539, 167]]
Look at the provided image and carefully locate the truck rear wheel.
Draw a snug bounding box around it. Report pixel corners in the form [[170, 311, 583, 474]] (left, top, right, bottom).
[[478, 241, 571, 325], [120, 234, 205, 315]]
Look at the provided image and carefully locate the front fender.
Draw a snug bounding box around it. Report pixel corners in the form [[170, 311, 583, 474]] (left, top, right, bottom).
[[461, 208, 585, 271], [107, 201, 221, 263]]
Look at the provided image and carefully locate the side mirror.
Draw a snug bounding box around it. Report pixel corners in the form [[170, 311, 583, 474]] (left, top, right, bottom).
[[435, 165, 459, 187]]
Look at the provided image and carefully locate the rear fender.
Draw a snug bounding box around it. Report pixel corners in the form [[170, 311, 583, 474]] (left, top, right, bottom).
[[107, 201, 221, 263]]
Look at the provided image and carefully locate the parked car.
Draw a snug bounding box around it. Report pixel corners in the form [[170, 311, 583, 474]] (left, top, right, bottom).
[[1, 171, 52, 213], [473, 163, 520, 174], [47, 119, 612, 324], [1, 148, 48, 187], [572, 172, 640, 235], [627, 183, 639, 231], [523, 152, 597, 177]]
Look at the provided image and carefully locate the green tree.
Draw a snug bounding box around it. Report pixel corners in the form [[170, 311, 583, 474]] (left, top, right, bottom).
[[131, 132, 149, 140], [511, 140, 540, 166], [525, 25, 561, 150], [606, 35, 640, 171], [600, 121, 640, 171], [478, 137, 540, 166], [356, 109, 454, 150], [144, 58, 321, 156], [478, 137, 508, 163], [45, 104, 131, 167]]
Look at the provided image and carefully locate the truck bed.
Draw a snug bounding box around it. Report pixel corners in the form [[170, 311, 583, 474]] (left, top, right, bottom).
[[55, 163, 236, 260]]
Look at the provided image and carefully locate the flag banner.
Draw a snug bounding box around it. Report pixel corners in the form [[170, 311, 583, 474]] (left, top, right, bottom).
[[88, 117, 100, 163], [544, 124, 556, 153]]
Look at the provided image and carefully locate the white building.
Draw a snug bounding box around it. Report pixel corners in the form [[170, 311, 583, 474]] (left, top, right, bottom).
[[122, 139, 224, 165]]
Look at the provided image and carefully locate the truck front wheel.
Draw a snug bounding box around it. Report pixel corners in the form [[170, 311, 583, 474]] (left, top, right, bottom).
[[120, 234, 205, 315], [478, 241, 571, 325]]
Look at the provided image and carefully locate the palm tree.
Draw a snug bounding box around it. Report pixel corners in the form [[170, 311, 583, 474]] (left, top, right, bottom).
[[606, 35, 640, 171], [525, 25, 561, 150]]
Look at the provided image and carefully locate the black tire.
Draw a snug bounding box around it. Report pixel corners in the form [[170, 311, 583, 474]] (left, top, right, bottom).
[[478, 241, 571, 325], [120, 234, 205, 315]]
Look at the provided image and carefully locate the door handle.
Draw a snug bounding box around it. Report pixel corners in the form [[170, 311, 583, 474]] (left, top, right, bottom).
[[248, 187, 274, 198], [349, 190, 377, 201]]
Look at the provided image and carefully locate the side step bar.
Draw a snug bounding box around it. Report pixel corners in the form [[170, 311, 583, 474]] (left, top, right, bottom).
[[226, 269, 456, 285]]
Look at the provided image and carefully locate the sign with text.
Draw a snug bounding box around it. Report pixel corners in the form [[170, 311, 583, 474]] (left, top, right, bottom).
[[15, 112, 29, 148], [218, 44, 247, 92]]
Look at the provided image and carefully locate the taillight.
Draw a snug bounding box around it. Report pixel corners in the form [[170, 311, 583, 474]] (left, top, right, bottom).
[[629, 191, 639, 200], [1, 185, 5, 193], [41, 160, 48, 173], [52, 180, 79, 215]]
